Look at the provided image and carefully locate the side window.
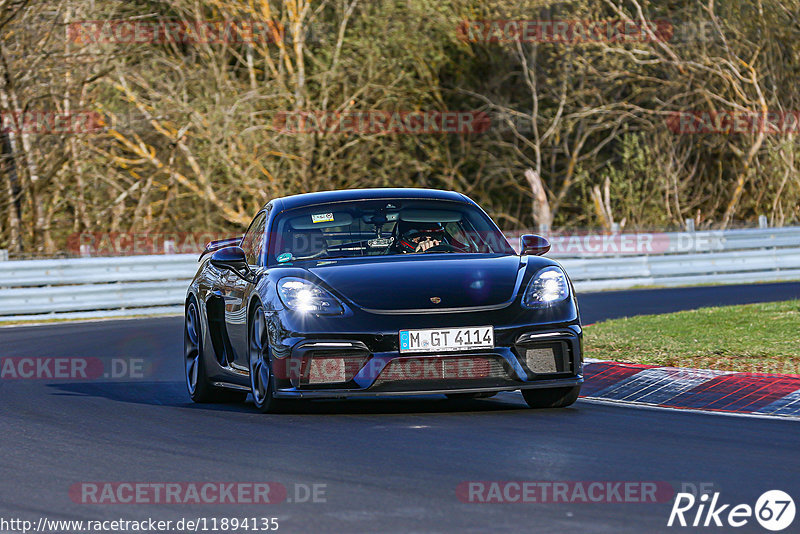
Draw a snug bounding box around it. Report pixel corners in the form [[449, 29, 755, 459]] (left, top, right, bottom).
[[241, 211, 267, 265]]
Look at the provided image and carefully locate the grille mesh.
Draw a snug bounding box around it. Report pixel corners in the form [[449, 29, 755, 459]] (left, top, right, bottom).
[[373, 355, 509, 385], [301, 352, 367, 385]]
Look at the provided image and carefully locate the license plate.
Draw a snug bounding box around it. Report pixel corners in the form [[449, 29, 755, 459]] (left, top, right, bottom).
[[399, 326, 494, 354]]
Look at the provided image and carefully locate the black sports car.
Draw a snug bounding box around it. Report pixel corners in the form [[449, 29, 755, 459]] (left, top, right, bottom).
[[184, 188, 583, 412]]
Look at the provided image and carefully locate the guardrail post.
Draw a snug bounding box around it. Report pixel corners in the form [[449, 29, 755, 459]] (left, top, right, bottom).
[[684, 218, 695, 232], [758, 215, 768, 229], [0, 249, 7, 261]]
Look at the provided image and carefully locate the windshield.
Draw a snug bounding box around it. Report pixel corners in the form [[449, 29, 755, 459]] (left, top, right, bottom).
[[267, 199, 514, 264]]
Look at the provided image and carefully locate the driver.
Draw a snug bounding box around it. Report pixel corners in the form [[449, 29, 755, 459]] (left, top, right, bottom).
[[397, 221, 448, 253]]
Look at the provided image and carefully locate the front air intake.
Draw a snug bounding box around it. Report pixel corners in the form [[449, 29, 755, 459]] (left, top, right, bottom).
[[514, 339, 572, 379]]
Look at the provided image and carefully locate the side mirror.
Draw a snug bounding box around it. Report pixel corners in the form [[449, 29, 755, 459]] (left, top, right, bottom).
[[210, 246, 254, 281], [520, 234, 551, 256]]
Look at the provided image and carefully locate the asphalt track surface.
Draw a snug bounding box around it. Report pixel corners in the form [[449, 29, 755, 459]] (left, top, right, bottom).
[[1, 282, 799, 533]]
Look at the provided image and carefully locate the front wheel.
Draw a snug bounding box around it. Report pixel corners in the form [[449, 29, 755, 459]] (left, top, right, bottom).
[[521, 386, 580, 409], [249, 305, 292, 413]]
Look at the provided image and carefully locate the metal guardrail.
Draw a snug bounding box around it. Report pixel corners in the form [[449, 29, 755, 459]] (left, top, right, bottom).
[[0, 255, 195, 319], [0, 226, 799, 320], [0, 254, 194, 287], [560, 250, 800, 292]]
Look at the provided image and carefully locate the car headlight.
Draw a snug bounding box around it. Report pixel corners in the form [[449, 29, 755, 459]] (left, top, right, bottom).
[[277, 277, 343, 314], [522, 266, 570, 308]]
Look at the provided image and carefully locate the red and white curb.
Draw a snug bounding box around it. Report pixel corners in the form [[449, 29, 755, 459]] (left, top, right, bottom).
[[581, 360, 800, 418]]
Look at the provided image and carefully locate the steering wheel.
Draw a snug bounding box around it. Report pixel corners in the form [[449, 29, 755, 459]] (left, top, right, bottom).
[[422, 243, 457, 253]]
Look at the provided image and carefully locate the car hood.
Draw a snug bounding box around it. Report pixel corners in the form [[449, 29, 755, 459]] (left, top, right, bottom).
[[307, 254, 523, 311]]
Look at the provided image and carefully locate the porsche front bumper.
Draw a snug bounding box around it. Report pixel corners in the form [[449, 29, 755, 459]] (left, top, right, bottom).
[[269, 324, 583, 399]]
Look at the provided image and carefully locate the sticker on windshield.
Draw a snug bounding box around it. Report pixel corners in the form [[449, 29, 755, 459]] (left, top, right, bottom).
[[368, 237, 394, 248], [277, 252, 293, 263], [311, 213, 334, 224]]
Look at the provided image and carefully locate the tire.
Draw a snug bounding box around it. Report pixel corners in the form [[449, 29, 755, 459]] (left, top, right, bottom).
[[445, 392, 497, 400], [184, 298, 247, 404], [249, 304, 293, 413], [521, 385, 580, 409]]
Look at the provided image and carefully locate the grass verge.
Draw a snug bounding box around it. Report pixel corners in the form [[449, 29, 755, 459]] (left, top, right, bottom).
[[583, 300, 800, 374]]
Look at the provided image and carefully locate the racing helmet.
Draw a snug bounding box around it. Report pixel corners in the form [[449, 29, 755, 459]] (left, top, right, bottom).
[[396, 221, 447, 252]]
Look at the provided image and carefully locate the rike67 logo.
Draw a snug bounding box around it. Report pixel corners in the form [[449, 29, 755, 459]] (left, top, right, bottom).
[[668, 490, 795, 531]]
